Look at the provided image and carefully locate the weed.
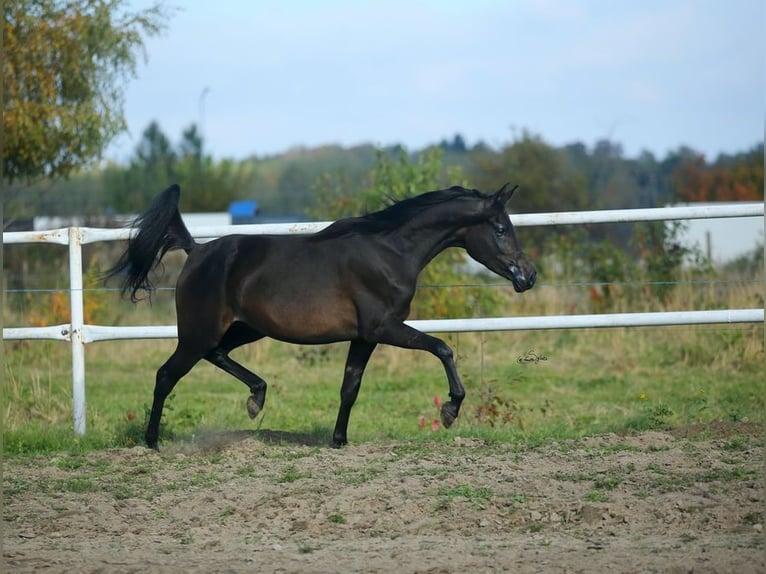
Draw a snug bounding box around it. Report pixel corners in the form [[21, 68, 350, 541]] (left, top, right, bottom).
[[333, 465, 383, 486], [437, 484, 493, 509], [51, 455, 87, 471], [633, 488, 651, 499], [584, 443, 641, 458], [189, 471, 221, 488], [644, 465, 756, 494], [723, 435, 754, 451], [593, 472, 622, 491], [235, 464, 257, 477], [3, 476, 32, 496], [471, 387, 525, 429], [265, 448, 320, 462], [552, 471, 593, 483], [506, 493, 528, 510], [625, 400, 674, 431], [586, 490, 610, 503], [57, 477, 99, 494], [112, 484, 138, 500], [278, 466, 310, 483], [179, 534, 193, 545], [328, 511, 346, 524]]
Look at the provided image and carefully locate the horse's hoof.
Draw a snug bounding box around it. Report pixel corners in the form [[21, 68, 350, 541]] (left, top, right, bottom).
[[440, 403, 458, 428], [246, 395, 262, 419]]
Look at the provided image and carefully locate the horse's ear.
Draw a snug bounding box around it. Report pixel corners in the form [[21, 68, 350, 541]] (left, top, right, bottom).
[[493, 183, 518, 206]]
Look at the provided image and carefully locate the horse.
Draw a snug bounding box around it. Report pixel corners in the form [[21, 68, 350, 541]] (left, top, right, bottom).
[[106, 183, 537, 450]]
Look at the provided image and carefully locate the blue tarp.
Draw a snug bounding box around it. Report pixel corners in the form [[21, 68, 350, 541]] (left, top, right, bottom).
[[229, 200, 259, 218]]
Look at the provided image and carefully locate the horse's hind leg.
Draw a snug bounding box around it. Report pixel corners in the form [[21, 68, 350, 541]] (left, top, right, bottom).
[[204, 322, 268, 419], [146, 345, 203, 450]]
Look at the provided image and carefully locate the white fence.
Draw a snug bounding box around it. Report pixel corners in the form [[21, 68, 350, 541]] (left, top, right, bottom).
[[4, 203, 764, 435]]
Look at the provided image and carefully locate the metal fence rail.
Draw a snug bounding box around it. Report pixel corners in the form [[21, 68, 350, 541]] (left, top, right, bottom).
[[4, 203, 764, 435]]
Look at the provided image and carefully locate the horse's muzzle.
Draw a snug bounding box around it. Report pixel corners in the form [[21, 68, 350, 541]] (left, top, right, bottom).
[[510, 264, 536, 293]]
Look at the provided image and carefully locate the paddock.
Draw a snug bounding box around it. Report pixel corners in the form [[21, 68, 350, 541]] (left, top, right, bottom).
[[3, 202, 763, 435]]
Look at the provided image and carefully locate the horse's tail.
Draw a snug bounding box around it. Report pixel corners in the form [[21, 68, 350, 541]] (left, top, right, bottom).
[[105, 184, 197, 303]]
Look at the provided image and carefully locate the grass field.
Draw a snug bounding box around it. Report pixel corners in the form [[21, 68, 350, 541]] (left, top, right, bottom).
[[4, 274, 763, 455]]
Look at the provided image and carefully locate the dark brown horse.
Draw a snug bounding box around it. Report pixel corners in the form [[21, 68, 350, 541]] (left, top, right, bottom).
[[107, 183, 536, 450]]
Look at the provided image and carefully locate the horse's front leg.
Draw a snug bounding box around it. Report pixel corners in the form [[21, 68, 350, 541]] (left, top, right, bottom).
[[332, 339, 377, 448], [371, 321, 465, 428]]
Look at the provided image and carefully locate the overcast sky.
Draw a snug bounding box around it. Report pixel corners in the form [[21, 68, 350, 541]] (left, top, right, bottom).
[[106, 0, 764, 163]]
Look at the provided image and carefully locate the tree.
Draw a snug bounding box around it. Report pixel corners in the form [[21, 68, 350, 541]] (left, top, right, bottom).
[[174, 123, 254, 212], [469, 132, 589, 214], [135, 121, 176, 175], [277, 163, 313, 212], [439, 133, 467, 153], [673, 144, 764, 202], [103, 121, 256, 213], [3, 0, 169, 183], [103, 121, 176, 212]]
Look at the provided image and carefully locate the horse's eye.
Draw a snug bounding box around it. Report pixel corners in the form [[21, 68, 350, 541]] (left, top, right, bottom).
[[495, 225, 506, 237]]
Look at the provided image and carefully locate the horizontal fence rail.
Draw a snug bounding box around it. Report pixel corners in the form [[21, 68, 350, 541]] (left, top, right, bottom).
[[4, 203, 764, 436], [4, 310, 763, 344], [4, 202, 763, 244]]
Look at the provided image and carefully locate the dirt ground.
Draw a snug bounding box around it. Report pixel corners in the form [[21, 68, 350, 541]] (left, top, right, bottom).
[[3, 421, 764, 574]]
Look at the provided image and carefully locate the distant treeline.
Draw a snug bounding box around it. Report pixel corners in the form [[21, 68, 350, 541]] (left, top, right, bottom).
[[4, 121, 763, 224]]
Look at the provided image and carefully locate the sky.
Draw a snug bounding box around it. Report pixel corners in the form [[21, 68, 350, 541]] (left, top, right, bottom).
[[106, 0, 765, 163]]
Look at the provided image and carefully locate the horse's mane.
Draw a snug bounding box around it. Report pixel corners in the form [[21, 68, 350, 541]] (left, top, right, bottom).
[[314, 186, 487, 239]]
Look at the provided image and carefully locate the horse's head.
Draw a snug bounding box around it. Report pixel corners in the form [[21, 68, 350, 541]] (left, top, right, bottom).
[[463, 183, 537, 293]]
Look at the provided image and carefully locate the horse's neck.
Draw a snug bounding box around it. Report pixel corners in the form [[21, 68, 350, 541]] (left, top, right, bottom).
[[393, 214, 465, 271]]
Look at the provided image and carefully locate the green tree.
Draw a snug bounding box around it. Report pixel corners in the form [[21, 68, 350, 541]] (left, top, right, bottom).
[[104, 121, 176, 212], [469, 132, 588, 214], [175, 124, 256, 212], [277, 163, 313, 212], [134, 121, 176, 180], [103, 121, 258, 213], [3, 0, 169, 184]]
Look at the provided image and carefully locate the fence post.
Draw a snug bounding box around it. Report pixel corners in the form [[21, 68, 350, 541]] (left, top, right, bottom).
[[68, 227, 86, 435]]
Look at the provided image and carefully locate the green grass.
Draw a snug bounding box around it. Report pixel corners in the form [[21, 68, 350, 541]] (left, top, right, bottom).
[[3, 319, 764, 456], [437, 484, 494, 509]]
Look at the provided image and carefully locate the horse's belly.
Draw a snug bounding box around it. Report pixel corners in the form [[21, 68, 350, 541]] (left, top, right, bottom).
[[238, 294, 359, 344]]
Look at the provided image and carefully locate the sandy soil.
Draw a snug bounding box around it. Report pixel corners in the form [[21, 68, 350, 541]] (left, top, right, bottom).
[[3, 422, 763, 573]]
